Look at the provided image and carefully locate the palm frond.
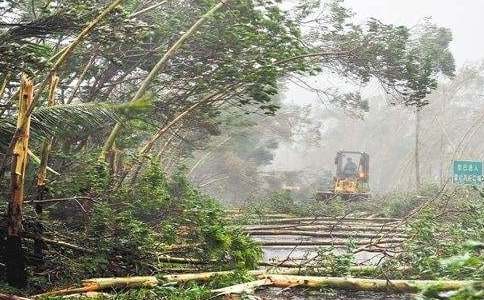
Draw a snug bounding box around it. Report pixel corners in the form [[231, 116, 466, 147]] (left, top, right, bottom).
[[0, 97, 153, 152], [30, 103, 121, 138], [0, 103, 121, 151]]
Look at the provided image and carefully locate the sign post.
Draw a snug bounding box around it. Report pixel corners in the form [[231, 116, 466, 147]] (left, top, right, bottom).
[[452, 160, 483, 185]]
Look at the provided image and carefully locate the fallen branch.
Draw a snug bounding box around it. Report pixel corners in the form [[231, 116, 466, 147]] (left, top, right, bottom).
[[24, 196, 94, 205], [24, 234, 94, 254], [162, 243, 202, 253], [259, 263, 409, 274], [155, 254, 214, 265]]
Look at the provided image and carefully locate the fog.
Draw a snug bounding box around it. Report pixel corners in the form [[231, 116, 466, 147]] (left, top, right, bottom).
[[192, 0, 484, 203]]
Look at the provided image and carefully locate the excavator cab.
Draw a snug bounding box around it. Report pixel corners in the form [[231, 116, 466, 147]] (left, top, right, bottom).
[[317, 151, 370, 201]]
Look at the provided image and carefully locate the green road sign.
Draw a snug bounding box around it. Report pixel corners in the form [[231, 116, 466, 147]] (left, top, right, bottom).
[[453, 160, 483, 185]]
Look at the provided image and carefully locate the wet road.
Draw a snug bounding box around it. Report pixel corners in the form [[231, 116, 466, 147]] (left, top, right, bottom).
[[241, 214, 406, 267]]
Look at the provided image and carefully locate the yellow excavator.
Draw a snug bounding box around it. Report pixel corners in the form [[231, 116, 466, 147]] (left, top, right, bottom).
[[317, 151, 370, 200]]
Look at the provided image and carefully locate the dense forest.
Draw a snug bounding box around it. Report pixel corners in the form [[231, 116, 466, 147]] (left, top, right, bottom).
[[0, 0, 482, 299]]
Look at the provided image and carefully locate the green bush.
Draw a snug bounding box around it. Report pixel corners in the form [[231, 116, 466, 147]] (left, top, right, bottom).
[[393, 187, 484, 281]]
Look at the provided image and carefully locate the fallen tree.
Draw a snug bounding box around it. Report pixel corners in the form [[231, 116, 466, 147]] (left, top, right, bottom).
[[256, 238, 405, 247], [264, 274, 480, 293], [255, 217, 401, 225], [247, 230, 407, 239], [228, 213, 295, 219], [242, 224, 406, 233], [32, 273, 481, 298]]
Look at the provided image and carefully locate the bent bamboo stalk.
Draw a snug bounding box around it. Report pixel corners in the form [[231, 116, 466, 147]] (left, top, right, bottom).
[[101, 0, 231, 157], [263, 274, 479, 293]]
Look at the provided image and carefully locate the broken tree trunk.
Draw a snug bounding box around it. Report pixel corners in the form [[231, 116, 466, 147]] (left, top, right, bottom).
[[33, 73, 59, 262], [264, 274, 478, 293], [5, 75, 33, 288]]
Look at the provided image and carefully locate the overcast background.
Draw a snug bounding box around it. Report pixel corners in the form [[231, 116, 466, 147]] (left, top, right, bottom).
[[345, 0, 483, 66]]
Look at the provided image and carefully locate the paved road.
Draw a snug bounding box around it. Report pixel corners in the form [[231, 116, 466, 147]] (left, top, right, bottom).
[[240, 214, 406, 267]]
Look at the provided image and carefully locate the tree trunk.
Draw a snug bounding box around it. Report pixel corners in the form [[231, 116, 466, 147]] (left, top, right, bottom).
[[33, 74, 59, 262], [247, 230, 406, 239], [254, 216, 400, 225], [256, 239, 404, 247], [35, 276, 159, 298], [6, 74, 33, 288], [265, 274, 478, 293], [242, 224, 405, 233], [415, 107, 421, 191]]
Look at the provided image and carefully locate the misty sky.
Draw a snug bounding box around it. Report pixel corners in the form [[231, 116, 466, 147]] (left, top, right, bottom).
[[282, 0, 483, 106], [269, 1, 482, 187], [345, 0, 484, 66]]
